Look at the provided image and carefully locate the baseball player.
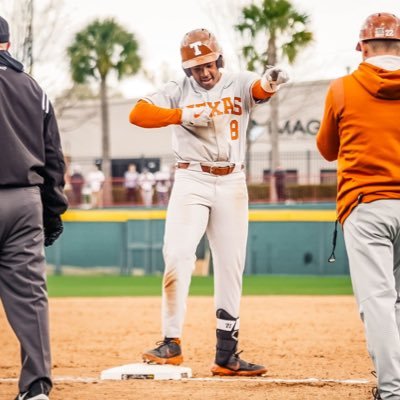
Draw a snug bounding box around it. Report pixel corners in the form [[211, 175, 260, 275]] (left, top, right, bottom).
[[129, 28, 288, 375], [0, 15, 67, 400], [317, 13, 400, 400]]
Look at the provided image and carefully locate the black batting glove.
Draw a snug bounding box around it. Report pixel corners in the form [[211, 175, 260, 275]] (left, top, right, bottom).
[[43, 214, 64, 247]]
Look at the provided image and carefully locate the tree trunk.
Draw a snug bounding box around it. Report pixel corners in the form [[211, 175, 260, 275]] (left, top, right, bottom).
[[100, 77, 112, 206], [269, 95, 280, 203], [23, 0, 34, 75], [267, 37, 279, 203]]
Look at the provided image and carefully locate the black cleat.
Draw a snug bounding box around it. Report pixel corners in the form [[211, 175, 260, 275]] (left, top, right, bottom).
[[142, 337, 183, 365], [211, 351, 267, 376]]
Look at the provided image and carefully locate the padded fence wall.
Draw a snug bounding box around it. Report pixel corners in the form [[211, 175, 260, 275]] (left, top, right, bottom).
[[45, 204, 348, 275]]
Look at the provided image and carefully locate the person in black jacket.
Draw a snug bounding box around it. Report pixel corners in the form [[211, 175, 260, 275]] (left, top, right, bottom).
[[0, 16, 68, 400]]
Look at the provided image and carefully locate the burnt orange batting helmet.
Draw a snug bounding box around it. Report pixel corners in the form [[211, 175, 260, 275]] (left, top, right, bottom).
[[180, 28, 223, 70], [356, 12, 400, 51]]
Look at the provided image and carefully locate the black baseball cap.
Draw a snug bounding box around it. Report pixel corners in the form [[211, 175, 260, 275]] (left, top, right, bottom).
[[0, 16, 10, 43]]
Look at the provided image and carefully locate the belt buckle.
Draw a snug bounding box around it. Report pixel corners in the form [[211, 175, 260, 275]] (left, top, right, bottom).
[[209, 165, 219, 175]]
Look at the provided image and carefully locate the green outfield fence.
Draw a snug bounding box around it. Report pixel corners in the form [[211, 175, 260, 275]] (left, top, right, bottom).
[[45, 203, 348, 276]]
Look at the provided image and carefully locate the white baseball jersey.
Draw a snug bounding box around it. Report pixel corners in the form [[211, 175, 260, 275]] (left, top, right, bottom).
[[142, 71, 259, 164]]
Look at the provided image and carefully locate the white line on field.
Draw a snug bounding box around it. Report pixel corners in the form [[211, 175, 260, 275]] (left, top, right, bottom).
[[0, 377, 98, 383], [0, 377, 370, 384], [191, 377, 370, 384]]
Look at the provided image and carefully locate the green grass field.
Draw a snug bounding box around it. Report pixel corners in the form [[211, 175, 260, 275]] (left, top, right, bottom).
[[46, 275, 353, 297]]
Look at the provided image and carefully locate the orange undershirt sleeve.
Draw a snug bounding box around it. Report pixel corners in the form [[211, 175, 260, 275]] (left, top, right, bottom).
[[130, 83, 272, 127], [129, 100, 182, 128], [252, 80, 274, 101]]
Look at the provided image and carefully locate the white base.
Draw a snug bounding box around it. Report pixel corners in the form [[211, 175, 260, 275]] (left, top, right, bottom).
[[100, 363, 192, 380]]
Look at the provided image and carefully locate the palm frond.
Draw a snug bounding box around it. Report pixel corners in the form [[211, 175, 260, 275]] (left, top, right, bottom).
[[234, 0, 313, 68], [67, 18, 141, 84]]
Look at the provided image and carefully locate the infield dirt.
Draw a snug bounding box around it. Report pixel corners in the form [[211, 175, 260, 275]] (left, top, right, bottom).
[[0, 296, 375, 399]]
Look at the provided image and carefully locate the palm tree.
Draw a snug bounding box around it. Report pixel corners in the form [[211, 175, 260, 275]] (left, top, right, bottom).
[[68, 18, 141, 205], [236, 0, 312, 201]]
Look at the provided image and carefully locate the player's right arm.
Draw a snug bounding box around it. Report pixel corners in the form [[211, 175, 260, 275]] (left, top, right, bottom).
[[129, 100, 211, 128], [129, 100, 182, 128]]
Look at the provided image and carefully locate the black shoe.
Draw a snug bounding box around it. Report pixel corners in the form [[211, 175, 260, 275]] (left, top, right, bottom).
[[211, 351, 267, 376], [15, 379, 51, 400], [372, 387, 382, 400], [142, 337, 183, 365], [371, 371, 382, 399]]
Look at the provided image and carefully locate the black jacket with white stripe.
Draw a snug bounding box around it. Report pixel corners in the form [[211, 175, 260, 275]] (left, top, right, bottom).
[[0, 50, 68, 217]]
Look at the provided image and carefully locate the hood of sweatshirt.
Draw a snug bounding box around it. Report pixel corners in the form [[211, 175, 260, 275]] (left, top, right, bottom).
[[352, 62, 400, 100], [0, 50, 24, 72]]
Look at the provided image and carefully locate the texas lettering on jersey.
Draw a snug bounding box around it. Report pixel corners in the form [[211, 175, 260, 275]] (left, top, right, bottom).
[[143, 70, 257, 162], [184, 97, 243, 141], [184, 96, 243, 117]]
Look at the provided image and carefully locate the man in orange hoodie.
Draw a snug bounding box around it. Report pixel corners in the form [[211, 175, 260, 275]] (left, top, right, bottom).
[[317, 13, 400, 400]]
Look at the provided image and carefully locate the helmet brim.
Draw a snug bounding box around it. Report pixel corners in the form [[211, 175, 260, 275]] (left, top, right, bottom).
[[182, 53, 220, 69]]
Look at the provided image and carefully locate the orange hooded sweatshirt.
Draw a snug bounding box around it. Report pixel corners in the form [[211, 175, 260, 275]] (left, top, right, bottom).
[[317, 62, 400, 224]]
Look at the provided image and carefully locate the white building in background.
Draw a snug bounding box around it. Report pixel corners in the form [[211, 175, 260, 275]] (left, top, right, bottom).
[[58, 79, 337, 184]]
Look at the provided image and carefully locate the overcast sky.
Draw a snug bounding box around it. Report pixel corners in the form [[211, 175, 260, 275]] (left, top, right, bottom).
[[6, 0, 400, 99]]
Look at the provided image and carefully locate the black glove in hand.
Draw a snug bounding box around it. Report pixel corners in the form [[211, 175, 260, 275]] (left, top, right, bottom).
[[43, 215, 63, 247]]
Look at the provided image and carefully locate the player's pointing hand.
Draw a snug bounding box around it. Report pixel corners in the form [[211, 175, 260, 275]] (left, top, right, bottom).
[[261, 66, 289, 93]]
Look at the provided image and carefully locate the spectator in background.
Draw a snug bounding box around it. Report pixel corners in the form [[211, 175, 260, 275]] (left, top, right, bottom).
[[70, 164, 85, 206], [124, 163, 139, 204], [274, 166, 287, 202], [138, 168, 155, 207], [87, 164, 105, 208], [155, 166, 171, 206]]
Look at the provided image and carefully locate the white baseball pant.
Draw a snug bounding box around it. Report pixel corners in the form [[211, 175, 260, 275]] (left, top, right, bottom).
[[161, 168, 248, 338]]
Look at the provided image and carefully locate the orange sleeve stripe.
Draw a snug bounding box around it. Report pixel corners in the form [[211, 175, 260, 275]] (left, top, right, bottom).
[[252, 80, 274, 101], [129, 100, 182, 128]]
